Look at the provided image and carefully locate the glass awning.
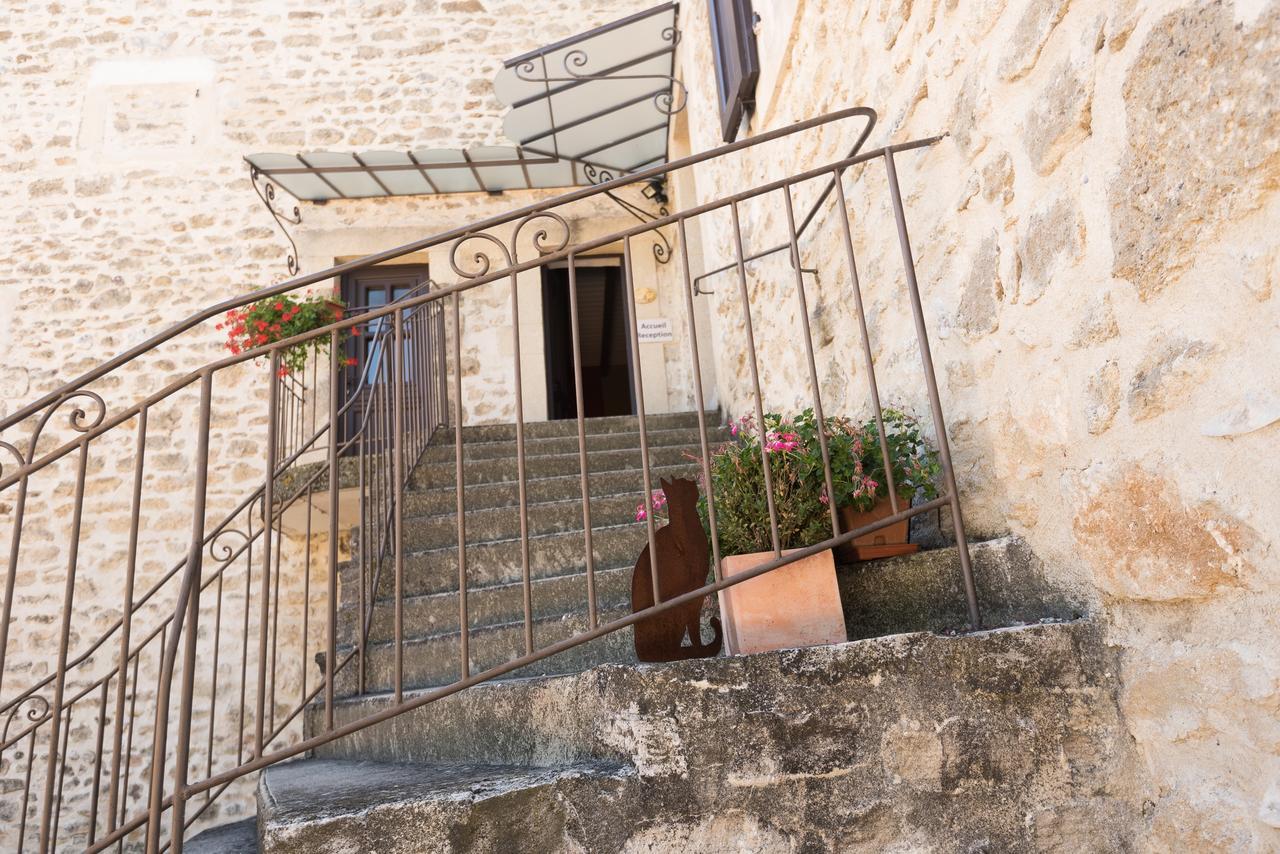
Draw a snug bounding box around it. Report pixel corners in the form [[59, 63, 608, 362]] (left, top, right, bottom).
[[243, 146, 587, 201], [493, 2, 681, 176], [245, 3, 682, 204]]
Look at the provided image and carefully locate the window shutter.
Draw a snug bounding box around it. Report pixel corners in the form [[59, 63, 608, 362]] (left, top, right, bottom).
[[707, 0, 761, 143]]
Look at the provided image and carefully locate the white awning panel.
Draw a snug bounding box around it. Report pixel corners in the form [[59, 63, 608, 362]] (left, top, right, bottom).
[[244, 146, 586, 201], [493, 2, 680, 175]]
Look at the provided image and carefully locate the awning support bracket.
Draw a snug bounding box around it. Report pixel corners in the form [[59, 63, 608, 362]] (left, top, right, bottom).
[[249, 165, 303, 276]]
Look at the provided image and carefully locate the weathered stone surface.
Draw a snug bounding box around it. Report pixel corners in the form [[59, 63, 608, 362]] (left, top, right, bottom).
[[955, 232, 1002, 338], [1068, 292, 1119, 349], [1110, 2, 1280, 299], [1261, 777, 1280, 828], [998, 0, 1071, 80], [1024, 59, 1093, 174], [1018, 195, 1084, 304], [1127, 337, 1214, 422], [980, 150, 1015, 205], [1072, 465, 1257, 601], [1084, 359, 1121, 434], [295, 621, 1141, 852]]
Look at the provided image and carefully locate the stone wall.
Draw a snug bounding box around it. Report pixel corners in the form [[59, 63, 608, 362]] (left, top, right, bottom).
[[671, 0, 1280, 847], [0, 0, 655, 845]]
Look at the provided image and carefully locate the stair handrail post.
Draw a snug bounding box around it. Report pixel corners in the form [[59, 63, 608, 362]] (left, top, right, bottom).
[[882, 149, 981, 630]]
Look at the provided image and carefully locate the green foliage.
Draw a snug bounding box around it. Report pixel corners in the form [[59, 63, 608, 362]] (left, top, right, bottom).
[[698, 407, 941, 557]]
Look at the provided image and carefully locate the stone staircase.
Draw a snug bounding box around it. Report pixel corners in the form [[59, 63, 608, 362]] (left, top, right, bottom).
[[335, 411, 722, 694], [188, 413, 1144, 852]]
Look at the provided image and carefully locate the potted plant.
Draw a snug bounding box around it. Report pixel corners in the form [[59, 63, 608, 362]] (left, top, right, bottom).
[[791, 408, 941, 562], [219, 292, 357, 376], [697, 412, 847, 655]]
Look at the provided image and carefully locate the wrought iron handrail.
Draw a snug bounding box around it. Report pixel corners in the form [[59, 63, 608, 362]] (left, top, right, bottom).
[[0, 107, 981, 852]]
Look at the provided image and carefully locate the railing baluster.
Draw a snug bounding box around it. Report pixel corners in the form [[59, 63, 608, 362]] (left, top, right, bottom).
[[675, 220, 722, 583], [205, 572, 224, 795], [108, 408, 146, 838], [729, 201, 782, 556], [268, 516, 283, 736], [781, 185, 839, 535], [326, 329, 340, 728], [88, 677, 110, 845], [831, 171, 899, 515], [452, 293, 469, 678], [357, 431, 367, 696], [509, 271, 533, 656], [566, 254, 598, 627], [53, 703, 73, 847], [302, 484, 313, 703], [119, 651, 139, 848], [256, 355, 279, 756], [236, 523, 253, 768], [393, 310, 405, 702], [883, 150, 980, 629], [17, 720, 37, 851], [38, 439, 89, 852], [622, 237, 661, 603]]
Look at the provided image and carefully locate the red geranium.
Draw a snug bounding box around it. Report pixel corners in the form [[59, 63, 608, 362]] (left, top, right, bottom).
[[222, 293, 349, 375]]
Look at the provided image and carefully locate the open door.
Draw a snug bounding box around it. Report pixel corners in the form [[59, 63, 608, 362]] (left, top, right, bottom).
[[541, 260, 635, 420]]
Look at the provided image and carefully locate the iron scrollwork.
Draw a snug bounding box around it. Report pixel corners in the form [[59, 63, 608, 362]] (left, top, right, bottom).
[[0, 390, 109, 481], [0, 695, 50, 759], [249, 165, 303, 277], [514, 28, 687, 117], [583, 165, 674, 265], [449, 212, 572, 280]]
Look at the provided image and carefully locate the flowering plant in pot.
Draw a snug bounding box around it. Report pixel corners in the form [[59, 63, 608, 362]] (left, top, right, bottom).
[[789, 407, 941, 561], [696, 411, 847, 655], [219, 292, 357, 376], [692, 408, 940, 655]]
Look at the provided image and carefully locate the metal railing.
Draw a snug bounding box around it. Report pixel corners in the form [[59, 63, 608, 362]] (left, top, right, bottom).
[[0, 106, 979, 851]]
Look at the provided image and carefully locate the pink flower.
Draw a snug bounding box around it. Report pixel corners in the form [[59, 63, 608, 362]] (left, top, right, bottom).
[[764, 431, 799, 453], [635, 489, 667, 522]]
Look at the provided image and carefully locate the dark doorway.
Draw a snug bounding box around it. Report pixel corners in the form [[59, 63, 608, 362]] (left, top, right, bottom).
[[338, 265, 430, 445], [542, 262, 635, 420]]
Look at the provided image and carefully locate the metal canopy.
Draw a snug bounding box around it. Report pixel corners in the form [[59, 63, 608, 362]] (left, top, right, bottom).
[[243, 146, 585, 202], [493, 2, 682, 177]]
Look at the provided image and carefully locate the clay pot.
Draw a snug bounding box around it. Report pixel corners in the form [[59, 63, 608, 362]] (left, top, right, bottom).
[[835, 498, 919, 563], [716, 548, 846, 655]]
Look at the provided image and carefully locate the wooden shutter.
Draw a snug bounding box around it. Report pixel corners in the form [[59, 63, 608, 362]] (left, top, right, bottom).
[[707, 0, 760, 142]]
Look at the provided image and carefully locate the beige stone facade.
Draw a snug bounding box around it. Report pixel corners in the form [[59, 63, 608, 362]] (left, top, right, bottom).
[[670, 0, 1280, 848], [1, 0, 1278, 849]]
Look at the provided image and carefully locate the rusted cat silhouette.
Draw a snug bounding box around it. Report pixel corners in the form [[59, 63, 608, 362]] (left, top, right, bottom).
[[631, 477, 722, 662]]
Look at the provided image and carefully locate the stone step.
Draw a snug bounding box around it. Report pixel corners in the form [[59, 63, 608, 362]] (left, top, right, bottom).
[[418, 425, 729, 464], [187, 818, 258, 854], [410, 443, 697, 489], [299, 620, 1141, 851], [838, 535, 1084, 637], [336, 608, 636, 695], [340, 566, 634, 646], [323, 536, 1080, 749], [399, 493, 642, 552], [402, 462, 700, 516], [437, 410, 715, 444], [343, 522, 649, 599], [257, 758, 633, 854]]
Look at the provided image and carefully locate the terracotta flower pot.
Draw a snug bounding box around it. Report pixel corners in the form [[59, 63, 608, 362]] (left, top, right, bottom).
[[716, 548, 846, 655], [835, 498, 919, 563]]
